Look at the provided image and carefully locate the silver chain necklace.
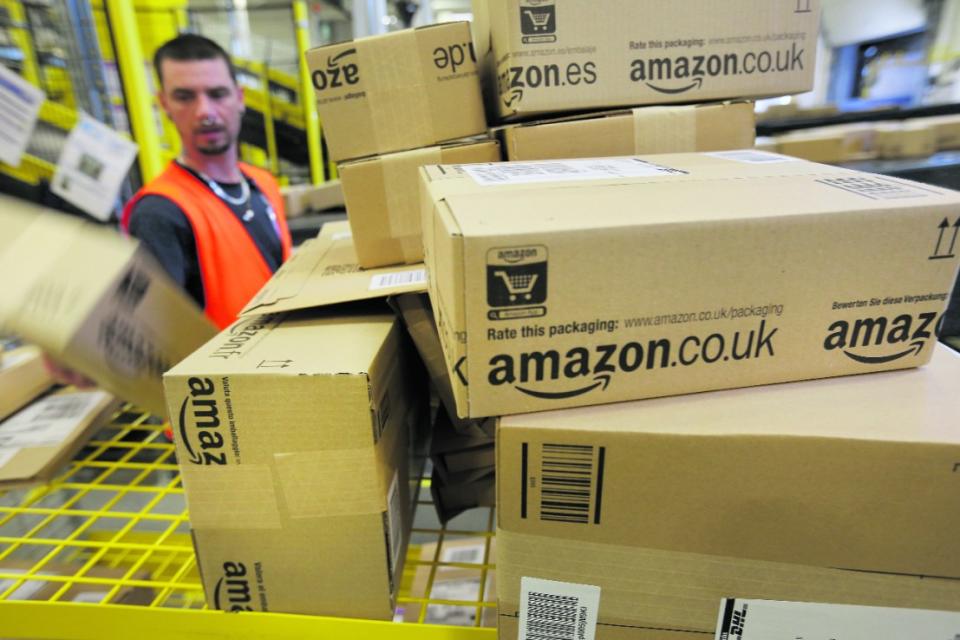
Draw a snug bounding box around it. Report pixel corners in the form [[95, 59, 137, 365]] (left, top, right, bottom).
[[194, 167, 256, 221]]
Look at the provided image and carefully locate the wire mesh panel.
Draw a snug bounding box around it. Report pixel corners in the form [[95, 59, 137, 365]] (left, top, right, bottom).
[[0, 404, 497, 638], [0, 0, 139, 210]]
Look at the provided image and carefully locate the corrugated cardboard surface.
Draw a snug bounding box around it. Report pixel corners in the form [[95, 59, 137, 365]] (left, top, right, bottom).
[[472, 0, 819, 120], [917, 114, 960, 150], [500, 102, 755, 161], [775, 130, 846, 164], [876, 123, 938, 159], [281, 180, 344, 218], [496, 346, 960, 637], [393, 293, 494, 439], [0, 388, 119, 489], [0, 197, 216, 417], [497, 530, 960, 638], [421, 152, 960, 418], [341, 139, 500, 268], [241, 221, 427, 317], [164, 308, 426, 619], [0, 346, 53, 421], [306, 22, 486, 161]]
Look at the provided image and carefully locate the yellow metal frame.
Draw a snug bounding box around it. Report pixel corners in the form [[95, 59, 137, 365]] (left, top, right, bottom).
[[294, 0, 327, 184], [0, 405, 497, 639], [104, 0, 164, 182]]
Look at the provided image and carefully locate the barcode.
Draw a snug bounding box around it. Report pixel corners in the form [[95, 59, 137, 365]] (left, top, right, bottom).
[[708, 150, 791, 163], [369, 269, 427, 291], [540, 443, 604, 524], [525, 591, 579, 640]]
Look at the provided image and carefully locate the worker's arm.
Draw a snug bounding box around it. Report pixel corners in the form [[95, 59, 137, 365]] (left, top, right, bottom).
[[126, 195, 206, 308]]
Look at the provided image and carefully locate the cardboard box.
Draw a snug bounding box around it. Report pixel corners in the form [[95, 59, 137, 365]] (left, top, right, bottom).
[[875, 122, 937, 159], [775, 129, 846, 164], [499, 102, 755, 161], [420, 152, 960, 418], [496, 345, 960, 638], [0, 388, 119, 489], [0, 346, 54, 421], [0, 197, 216, 418], [281, 180, 344, 218], [241, 221, 428, 318], [341, 139, 500, 268], [306, 22, 487, 162], [164, 306, 427, 619], [753, 136, 779, 152], [918, 114, 960, 150], [402, 537, 497, 627], [392, 293, 495, 439], [472, 0, 819, 121]]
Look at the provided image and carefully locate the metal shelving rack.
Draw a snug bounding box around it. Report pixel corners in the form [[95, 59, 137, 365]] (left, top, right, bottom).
[[0, 405, 497, 639]]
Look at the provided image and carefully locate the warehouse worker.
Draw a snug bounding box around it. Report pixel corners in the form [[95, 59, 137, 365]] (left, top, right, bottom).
[[121, 34, 291, 329]]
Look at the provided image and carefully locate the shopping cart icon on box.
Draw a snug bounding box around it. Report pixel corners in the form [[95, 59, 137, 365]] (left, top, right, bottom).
[[487, 245, 548, 319], [522, 7, 553, 32], [520, 4, 556, 43], [493, 270, 539, 302]]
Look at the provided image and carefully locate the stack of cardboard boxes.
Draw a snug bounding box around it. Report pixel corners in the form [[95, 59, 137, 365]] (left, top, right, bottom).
[[161, 0, 960, 633]]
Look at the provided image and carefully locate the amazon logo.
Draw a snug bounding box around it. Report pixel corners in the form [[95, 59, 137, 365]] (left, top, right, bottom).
[[630, 44, 805, 95], [487, 345, 628, 401], [823, 312, 941, 365], [213, 562, 254, 612], [176, 377, 226, 465]]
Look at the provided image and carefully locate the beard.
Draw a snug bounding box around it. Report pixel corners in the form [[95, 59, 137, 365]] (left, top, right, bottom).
[[197, 141, 233, 156]]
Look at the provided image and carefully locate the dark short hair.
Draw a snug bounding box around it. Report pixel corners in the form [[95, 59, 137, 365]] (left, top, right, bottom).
[[154, 33, 237, 87]]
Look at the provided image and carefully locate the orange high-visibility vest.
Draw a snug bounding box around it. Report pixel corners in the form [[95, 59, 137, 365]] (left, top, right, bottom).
[[122, 162, 291, 329]]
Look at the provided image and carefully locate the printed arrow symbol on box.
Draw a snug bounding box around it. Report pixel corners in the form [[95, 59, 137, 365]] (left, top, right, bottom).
[[258, 359, 293, 368], [933, 218, 949, 256], [947, 217, 960, 256], [454, 357, 468, 386], [515, 374, 611, 400]]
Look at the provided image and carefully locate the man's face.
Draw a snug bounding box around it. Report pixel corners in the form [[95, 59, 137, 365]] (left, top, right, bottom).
[[158, 57, 244, 157]]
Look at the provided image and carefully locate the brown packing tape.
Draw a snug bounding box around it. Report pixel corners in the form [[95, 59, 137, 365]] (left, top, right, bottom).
[[381, 146, 443, 262], [362, 35, 433, 156], [274, 448, 383, 518], [497, 529, 960, 634], [632, 106, 696, 153], [180, 465, 282, 530]]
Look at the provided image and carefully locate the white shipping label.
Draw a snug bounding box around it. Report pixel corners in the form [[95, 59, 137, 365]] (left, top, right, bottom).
[[51, 114, 138, 221], [369, 269, 427, 291], [331, 231, 353, 241], [715, 598, 960, 640], [518, 577, 600, 640], [0, 391, 109, 450], [463, 157, 685, 186], [0, 65, 44, 167], [0, 349, 34, 372], [706, 150, 797, 164]]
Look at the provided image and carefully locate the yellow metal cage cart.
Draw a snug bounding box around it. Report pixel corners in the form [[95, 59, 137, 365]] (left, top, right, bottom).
[[0, 405, 497, 639]]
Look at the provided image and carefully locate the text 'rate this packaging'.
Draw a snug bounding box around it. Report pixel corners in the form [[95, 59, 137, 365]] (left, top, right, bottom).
[[472, 0, 820, 120], [420, 152, 960, 418]]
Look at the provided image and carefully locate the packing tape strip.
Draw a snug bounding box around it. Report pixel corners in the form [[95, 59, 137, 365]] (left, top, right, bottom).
[[632, 105, 697, 154], [274, 447, 383, 518], [180, 464, 282, 530], [363, 35, 433, 155], [497, 528, 960, 634]]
